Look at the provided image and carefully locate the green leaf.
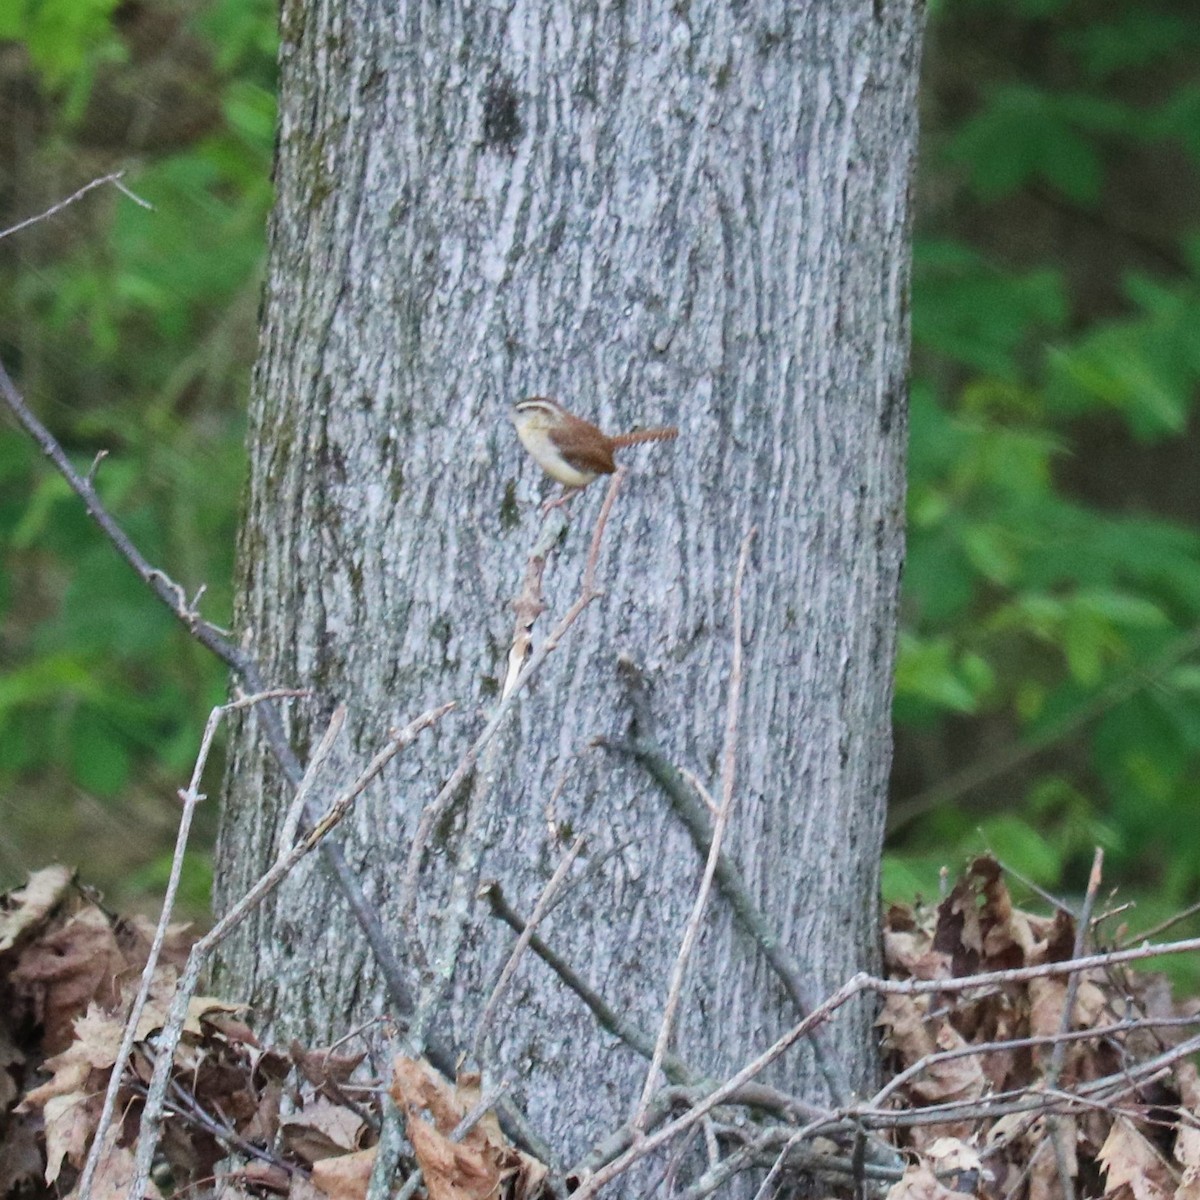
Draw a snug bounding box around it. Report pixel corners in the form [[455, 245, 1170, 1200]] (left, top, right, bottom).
[[945, 86, 1103, 205], [977, 816, 1063, 885]]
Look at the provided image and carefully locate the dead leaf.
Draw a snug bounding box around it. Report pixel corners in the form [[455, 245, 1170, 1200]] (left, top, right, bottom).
[[311, 1147, 377, 1200], [62, 1124, 163, 1200], [1099, 1117, 1174, 1200], [0, 865, 73, 953], [1028, 976, 1068, 1038], [42, 1090, 99, 1184], [283, 1096, 368, 1164], [12, 907, 126, 1052], [390, 1057, 546, 1200], [912, 1023, 986, 1105], [879, 994, 936, 1065], [292, 1041, 367, 1096], [925, 1137, 986, 1195], [184, 995, 251, 1037], [230, 1160, 292, 1194], [885, 1162, 975, 1200]]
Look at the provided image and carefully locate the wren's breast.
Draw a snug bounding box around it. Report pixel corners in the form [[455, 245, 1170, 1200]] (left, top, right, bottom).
[[516, 424, 599, 487]]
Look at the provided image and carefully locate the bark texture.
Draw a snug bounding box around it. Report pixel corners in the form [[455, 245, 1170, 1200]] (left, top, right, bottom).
[[216, 0, 923, 1171]]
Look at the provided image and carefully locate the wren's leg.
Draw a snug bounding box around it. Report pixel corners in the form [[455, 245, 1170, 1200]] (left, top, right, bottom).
[[540, 486, 582, 514]]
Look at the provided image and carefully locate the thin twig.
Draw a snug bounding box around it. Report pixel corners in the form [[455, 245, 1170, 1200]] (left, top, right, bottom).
[[569, 973, 870, 1198], [482, 883, 696, 1088], [0, 170, 149, 242], [633, 528, 755, 1128], [1045, 848, 1104, 1200], [451, 1080, 513, 1141], [868, 1012, 1200, 1110], [127, 704, 453, 1200], [473, 835, 587, 1062], [398, 468, 625, 931], [366, 1093, 406, 1200], [570, 931, 1200, 1195], [1131, 895, 1200, 945], [123, 1071, 299, 1177], [604, 723, 852, 1108], [278, 704, 346, 853], [77, 689, 302, 1200], [502, 511, 568, 698]]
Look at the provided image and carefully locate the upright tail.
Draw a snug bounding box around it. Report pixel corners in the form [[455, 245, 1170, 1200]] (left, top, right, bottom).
[[611, 425, 679, 449]]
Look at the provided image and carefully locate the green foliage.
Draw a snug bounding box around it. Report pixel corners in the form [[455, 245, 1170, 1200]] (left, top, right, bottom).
[[891, 0, 1200, 953], [0, 0, 276, 909], [3, 0, 126, 95]]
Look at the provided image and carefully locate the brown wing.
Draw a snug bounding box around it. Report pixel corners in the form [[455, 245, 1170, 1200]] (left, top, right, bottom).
[[554, 414, 617, 476]]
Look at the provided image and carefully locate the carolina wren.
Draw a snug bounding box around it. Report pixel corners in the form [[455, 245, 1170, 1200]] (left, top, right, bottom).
[[508, 397, 678, 491]]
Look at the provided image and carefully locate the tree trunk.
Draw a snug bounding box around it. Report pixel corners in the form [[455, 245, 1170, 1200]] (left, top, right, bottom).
[[215, 0, 923, 1178]]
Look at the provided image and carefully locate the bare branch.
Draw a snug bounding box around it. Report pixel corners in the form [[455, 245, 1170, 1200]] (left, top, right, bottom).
[[127, 703, 453, 1200], [278, 704, 347, 854], [474, 835, 587, 1062], [0, 355, 435, 1044], [0, 170, 148, 242], [399, 468, 625, 931], [602, 718, 853, 1106], [1046, 847, 1104, 1200], [79, 689, 302, 1200], [634, 528, 755, 1127]]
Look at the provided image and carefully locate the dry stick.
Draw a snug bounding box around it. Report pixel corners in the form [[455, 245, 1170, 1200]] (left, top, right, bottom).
[[76, 688, 307, 1200], [487, 883, 835, 1177], [124, 1074, 297, 1177], [748, 1129, 809, 1200], [483, 884, 704, 1092], [1046, 847, 1105, 1200], [485, 886, 827, 1132], [1131, 895, 1200, 945], [605, 727, 852, 1110], [633, 528, 755, 1129], [419, 513, 578, 1018], [501, 510, 569, 699], [694, 1051, 1178, 1200], [571, 931, 1200, 1197], [683, 1132, 903, 1200], [868, 1013, 1200, 1112], [278, 703, 347, 853], [569, 974, 870, 1199], [0, 169, 150, 242], [856, 1027, 1200, 1129], [365, 1092, 405, 1200], [405, 479, 618, 1109], [0, 359, 431, 1054], [473, 833, 587, 1062], [889, 623, 1200, 833], [858, 1055, 1190, 1130], [127, 703, 453, 1200], [590, 1012, 1200, 1197], [411, 515, 575, 1027], [398, 468, 625, 933]]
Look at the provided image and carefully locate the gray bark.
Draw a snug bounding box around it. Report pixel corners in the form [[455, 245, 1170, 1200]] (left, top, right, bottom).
[[215, 0, 922, 1180]]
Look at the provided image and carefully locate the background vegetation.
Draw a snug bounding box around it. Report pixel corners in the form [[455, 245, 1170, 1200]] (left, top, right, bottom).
[[1, 0, 1198, 960]]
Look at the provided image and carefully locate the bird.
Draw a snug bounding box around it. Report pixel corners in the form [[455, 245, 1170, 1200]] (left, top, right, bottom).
[[508, 397, 678, 502]]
